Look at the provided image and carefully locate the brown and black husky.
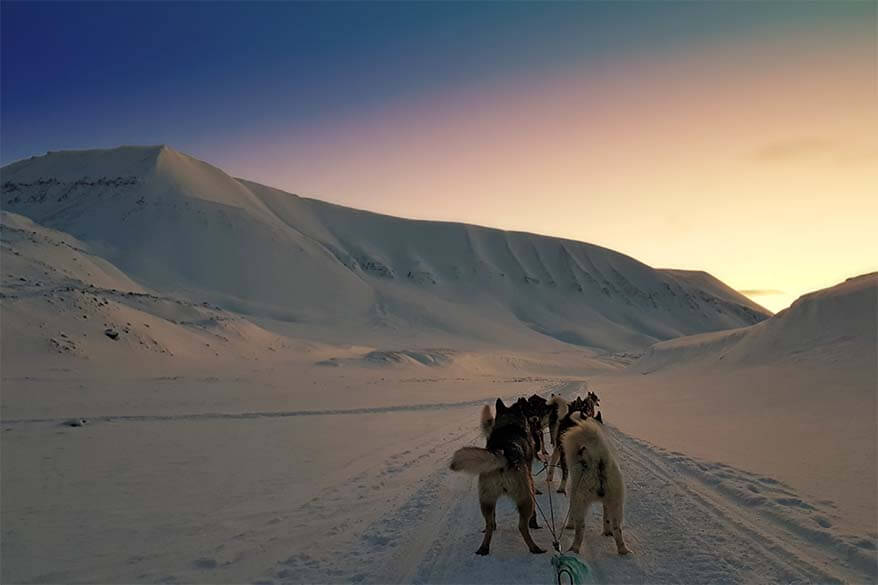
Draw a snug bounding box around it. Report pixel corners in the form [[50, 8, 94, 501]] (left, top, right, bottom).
[[450, 398, 546, 556]]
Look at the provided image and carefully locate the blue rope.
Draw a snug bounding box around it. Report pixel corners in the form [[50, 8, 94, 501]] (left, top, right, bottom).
[[552, 554, 595, 585]]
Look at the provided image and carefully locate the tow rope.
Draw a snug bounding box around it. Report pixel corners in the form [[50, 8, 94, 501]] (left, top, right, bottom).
[[552, 553, 594, 585], [532, 429, 595, 585]]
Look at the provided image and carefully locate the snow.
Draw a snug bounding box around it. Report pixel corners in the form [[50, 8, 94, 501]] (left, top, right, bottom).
[[2, 145, 768, 354], [1, 146, 875, 584]]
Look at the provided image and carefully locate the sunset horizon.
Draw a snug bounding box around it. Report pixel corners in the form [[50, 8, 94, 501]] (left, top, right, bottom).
[[4, 2, 876, 312]]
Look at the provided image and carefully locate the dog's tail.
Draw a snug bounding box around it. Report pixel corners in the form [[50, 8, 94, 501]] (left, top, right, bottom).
[[450, 447, 506, 474], [569, 411, 586, 423], [549, 395, 569, 418], [561, 418, 608, 465], [480, 404, 494, 438]]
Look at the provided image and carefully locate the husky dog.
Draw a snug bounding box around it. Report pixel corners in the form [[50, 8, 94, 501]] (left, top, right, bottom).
[[547, 395, 569, 447], [450, 398, 546, 556], [562, 417, 630, 555], [528, 415, 547, 463], [526, 394, 550, 426], [481, 401, 546, 479], [524, 394, 550, 459], [584, 392, 600, 418], [480, 404, 494, 438], [547, 395, 590, 485], [548, 409, 588, 492]]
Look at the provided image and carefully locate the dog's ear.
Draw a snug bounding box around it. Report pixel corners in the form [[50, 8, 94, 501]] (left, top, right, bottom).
[[496, 398, 506, 413]]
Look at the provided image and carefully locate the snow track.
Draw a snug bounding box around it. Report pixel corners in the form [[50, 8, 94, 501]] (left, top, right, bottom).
[[257, 381, 875, 584], [356, 426, 876, 584], [2, 380, 875, 584]]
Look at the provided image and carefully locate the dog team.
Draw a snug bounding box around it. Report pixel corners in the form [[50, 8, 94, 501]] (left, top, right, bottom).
[[449, 390, 630, 557]]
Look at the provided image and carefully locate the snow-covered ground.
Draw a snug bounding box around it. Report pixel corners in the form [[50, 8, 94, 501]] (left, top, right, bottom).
[[1, 146, 875, 584], [3, 374, 875, 584]]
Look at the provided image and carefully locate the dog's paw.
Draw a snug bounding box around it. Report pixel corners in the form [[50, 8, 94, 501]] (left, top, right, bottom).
[[475, 546, 490, 556], [556, 488, 566, 494], [535, 488, 543, 495], [602, 530, 613, 537], [567, 546, 580, 554], [565, 524, 575, 530], [617, 546, 632, 556], [530, 546, 546, 554]]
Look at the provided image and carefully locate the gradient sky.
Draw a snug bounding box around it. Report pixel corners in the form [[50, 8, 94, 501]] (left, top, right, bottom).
[[2, 1, 876, 312]]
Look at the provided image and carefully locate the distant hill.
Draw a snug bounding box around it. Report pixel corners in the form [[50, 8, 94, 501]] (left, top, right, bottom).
[[634, 272, 877, 371]]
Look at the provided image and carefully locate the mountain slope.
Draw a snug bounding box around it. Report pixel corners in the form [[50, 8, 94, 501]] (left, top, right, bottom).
[[590, 273, 878, 534], [634, 272, 877, 371], [1, 145, 769, 352], [660, 268, 771, 316]]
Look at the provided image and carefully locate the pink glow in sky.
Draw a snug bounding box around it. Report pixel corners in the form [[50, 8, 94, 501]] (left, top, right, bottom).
[[218, 36, 876, 312]]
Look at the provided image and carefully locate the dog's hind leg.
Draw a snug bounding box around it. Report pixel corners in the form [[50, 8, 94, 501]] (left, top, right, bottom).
[[516, 495, 546, 554], [602, 502, 613, 536], [564, 467, 580, 529], [606, 498, 630, 554], [526, 471, 541, 529], [476, 501, 496, 555], [567, 495, 586, 553], [610, 515, 630, 555], [547, 446, 561, 482], [480, 507, 497, 533], [557, 449, 568, 494]]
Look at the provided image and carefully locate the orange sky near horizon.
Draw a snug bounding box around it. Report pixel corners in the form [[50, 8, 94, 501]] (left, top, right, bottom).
[[220, 33, 876, 313]]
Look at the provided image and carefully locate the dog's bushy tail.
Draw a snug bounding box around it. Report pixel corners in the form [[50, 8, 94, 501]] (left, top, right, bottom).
[[450, 447, 506, 474], [480, 404, 494, 438], [549, 395, 569, 419], [562, 418, 609, 466]]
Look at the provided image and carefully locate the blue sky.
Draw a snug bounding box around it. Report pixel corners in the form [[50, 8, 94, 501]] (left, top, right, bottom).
[[2, 1, 864, 165], [2, 2, 875, 311]]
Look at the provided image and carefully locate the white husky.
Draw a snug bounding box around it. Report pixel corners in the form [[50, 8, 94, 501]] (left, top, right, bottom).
[[561, 417, 631, 555]]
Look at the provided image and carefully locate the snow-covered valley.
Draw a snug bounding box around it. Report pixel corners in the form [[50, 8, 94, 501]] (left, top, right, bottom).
[[1, 146, 875, 584]]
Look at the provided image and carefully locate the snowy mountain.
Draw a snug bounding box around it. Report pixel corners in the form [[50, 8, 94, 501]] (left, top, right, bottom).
[[634, 272, 877, 371], [1, 145, 768, 354]]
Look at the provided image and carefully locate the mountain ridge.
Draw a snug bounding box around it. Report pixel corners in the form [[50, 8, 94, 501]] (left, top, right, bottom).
[[1, 145, 770, 353]]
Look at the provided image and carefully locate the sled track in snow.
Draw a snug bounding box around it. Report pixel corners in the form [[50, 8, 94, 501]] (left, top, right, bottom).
[[355, 423, 876, 584]]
